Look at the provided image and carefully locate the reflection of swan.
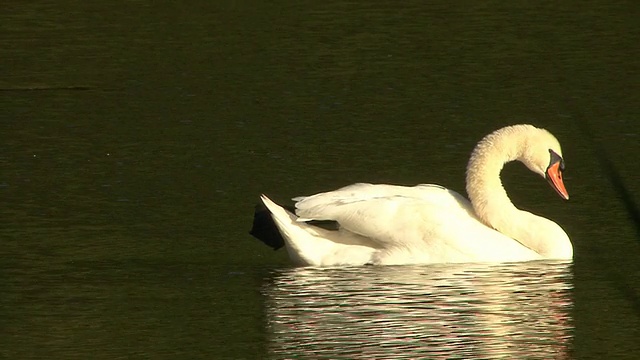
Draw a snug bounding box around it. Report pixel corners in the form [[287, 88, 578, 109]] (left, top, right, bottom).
[[263, 261, 574, 359], [251, 124, 573, 266]]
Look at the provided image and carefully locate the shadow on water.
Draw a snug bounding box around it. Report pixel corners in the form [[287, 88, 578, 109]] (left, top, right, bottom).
[[263, 261, 574, 359], [575, 118, 640, 314]]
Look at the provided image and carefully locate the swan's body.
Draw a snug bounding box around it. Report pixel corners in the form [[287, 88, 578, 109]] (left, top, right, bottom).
[[251, 124, 573, 266]]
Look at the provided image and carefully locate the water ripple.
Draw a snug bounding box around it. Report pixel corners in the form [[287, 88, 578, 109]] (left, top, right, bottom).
[[263, 261, 573, 359]]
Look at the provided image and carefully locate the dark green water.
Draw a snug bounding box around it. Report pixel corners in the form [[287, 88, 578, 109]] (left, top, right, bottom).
[[2, 1, 639, 359]]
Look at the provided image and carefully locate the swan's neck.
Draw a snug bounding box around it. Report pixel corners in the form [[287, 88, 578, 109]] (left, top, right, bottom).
[[465, 127, 572, 258]]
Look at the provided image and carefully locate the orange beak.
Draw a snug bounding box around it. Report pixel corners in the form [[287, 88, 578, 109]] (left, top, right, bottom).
[[546, 160, 569, 200]]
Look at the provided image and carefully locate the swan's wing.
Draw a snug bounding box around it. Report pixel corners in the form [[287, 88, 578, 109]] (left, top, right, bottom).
[[295, 183, 469, 214], [294, 183, 541, 263], [293, 183, 406, 205], [294, 183, 476, 248]]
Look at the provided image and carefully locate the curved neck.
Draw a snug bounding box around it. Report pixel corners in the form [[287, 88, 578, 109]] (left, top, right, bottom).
[[465, 127, 572, 258], [465, 129, 521, 232]]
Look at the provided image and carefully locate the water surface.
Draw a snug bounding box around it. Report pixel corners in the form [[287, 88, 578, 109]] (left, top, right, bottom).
[[2, 0, 639, 359], [265, 261, 574, 359]]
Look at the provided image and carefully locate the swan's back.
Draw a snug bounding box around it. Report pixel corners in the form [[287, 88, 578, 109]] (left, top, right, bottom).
[[295, 183, 474, 221], [279, 183, 542, 265]]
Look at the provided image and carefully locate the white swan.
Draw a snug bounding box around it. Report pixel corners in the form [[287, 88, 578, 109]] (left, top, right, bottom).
[[251, 124, 573, 266]]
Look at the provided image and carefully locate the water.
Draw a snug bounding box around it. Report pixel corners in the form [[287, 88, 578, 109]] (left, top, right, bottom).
[[2, 1, 639, 359], [265, 262, 574, 359]]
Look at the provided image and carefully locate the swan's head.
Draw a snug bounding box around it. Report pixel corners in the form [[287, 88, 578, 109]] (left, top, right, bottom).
[[520, 126, 569, 200]]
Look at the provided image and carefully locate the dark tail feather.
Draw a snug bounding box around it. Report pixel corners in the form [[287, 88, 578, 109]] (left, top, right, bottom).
[[249, 199, 340, 250], [249, 202, 287, 250]]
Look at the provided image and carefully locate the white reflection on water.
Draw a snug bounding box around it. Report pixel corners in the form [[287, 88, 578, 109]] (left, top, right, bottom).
[[263, 261, 573, 359]]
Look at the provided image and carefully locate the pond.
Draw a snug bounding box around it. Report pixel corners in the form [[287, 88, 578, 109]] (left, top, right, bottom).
[[3, 1, 639, 359]]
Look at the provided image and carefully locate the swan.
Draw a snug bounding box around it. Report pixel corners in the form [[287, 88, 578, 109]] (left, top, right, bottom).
[[250, 124, 573, 266]]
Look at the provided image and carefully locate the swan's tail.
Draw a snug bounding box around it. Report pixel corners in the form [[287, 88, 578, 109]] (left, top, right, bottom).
[[252, 195, 376, 266], [258, 195, 329, 265], [249, 200, 287, 250]]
